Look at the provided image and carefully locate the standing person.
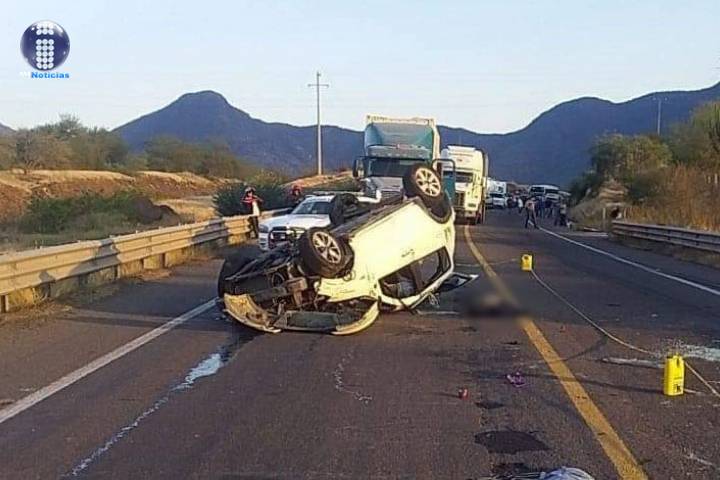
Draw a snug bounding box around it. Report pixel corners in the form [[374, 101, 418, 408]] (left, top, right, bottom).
[[558, 201, 568, 227], [524, 197, 539, 229], [289, 184, 304, 207], [544, 197, 553, 218], [242, 186, 264, 238], [517, 196, 524, 214], [537, 197, 545, 218]]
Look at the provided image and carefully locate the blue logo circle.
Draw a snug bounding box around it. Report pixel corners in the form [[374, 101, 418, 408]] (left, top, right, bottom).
[[20, 21, 70, 71]]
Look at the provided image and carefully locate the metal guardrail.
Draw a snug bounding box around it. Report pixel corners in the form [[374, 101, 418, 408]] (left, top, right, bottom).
[[0, 209, 290, 310], [612, 221, 720, 254]]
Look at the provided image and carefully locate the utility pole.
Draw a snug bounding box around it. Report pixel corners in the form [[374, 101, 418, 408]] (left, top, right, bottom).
[[308, 71, 329, 175], [656, 97, 663, 136]]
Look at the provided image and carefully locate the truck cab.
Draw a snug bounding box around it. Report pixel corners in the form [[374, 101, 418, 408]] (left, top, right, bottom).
[[439, 146, 488, 224], [353, 115, 454, 202]]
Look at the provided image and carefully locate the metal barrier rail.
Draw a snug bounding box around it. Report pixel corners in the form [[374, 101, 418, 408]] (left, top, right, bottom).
[[612, 221, 720, 254], [0, 209, 289, 309]]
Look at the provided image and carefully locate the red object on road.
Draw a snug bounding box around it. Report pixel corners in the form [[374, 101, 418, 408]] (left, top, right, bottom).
[[458, 388, 469, 399]]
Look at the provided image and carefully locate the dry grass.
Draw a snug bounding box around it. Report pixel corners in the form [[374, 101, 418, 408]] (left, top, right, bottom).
[[627, 166, 720, 232], [157, 196, 216, 222]]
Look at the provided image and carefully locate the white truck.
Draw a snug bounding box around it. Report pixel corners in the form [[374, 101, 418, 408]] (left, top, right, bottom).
[[439, 146, 488, 224], [486, 178, 508, 209]]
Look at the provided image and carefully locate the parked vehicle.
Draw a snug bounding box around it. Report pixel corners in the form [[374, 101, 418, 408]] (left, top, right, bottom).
[[529, 184, 560, 203], [486, 178, 507, 196], [353, 115, 455, 201], [487, 192, 507, 209], [218, 165, 471, 335], [439, 146, 488, 224], [258, 194, 376, 251]]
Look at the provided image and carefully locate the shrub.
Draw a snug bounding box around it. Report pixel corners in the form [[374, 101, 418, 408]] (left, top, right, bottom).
[[18, 191, 146, 234], [213, 171, 292, 216]]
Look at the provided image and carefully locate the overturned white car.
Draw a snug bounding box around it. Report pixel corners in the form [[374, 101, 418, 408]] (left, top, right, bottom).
[[217, 165, 469, 334]]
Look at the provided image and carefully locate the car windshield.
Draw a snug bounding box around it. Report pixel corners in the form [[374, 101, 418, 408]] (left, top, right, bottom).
[[529, 187, 544, 194], [546, 188, 559, 195], [490, 193, 503, 198], [292, 200, 331, 215], [366, 158, 427, 178]]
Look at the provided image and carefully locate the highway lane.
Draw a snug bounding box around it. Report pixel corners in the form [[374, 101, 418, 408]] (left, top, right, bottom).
[[470, 210, 720, 478], [0, 214, 719, 478]]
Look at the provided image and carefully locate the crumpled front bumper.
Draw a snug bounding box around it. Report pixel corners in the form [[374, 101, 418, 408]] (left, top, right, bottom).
[[223, 293, 379, 335]]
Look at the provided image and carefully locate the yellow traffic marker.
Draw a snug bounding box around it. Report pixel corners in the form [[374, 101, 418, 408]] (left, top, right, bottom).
[[521, 254, 533, 271], [664, 354, 685, 396]]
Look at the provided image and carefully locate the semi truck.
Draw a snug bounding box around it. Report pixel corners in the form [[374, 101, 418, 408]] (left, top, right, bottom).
[[353, 115, 454, 200], [439, 146, 488, 224]]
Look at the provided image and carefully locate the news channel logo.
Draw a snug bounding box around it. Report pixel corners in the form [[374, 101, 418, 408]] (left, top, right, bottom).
[[20, 21, 70, 74]]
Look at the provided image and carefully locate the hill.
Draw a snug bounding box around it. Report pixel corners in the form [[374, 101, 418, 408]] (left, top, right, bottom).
[[115, 91, 361, 175], [440, 82, 720, 186], [0, 122, 13, 136], [115, 82, 720, 186]]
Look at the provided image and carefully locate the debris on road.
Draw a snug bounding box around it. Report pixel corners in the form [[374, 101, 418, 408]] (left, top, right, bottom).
[[599, 357, 663, 369], [458, 387, 469, 399], [506, 372, 526, 387]]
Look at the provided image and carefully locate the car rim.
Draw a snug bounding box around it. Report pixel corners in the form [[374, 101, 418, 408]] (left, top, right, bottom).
[[312, 231, 343, 264], [415, 168, 441, 197]]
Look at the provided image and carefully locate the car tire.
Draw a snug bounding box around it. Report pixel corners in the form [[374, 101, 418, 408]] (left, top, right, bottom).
[[299, 228, 351, 278], [217, 253, 253, 298], [403, 164, 445, 208], [329, 193, 360, 227]]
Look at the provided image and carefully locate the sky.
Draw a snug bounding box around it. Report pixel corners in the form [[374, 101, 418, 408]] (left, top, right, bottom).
[[1, 0, 719, 133]]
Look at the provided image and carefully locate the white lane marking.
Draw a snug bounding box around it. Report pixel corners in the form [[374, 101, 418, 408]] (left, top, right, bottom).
[[0, 299, 217, 426], [540, 227, 720, 297]]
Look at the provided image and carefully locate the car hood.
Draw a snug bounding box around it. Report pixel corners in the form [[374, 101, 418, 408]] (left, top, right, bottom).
[[261, 214, 330, 230]]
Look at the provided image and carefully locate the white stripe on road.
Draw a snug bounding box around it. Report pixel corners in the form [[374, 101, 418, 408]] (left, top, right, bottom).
[[540, 227, 720, 297], [0, 299, 217, 426]]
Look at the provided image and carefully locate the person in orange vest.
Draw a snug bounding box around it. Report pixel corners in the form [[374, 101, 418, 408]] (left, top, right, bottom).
[[242, 186, 264, 238]]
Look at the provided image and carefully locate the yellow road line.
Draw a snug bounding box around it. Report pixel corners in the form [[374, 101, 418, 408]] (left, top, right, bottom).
[[462, 225, 648, 480]]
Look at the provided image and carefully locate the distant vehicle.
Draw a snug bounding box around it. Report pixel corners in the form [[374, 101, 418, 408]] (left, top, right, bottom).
[[529, 184, 560, 202], [353, 115, 455, 201], [487, 192, 507, 209], [487, 178, 507, 195], [439, 146, 488, 224], [258, 194, 375, 251]]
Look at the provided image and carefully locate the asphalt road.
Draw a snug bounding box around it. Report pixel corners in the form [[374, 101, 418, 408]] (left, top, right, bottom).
[[1, 211, 719, 479]]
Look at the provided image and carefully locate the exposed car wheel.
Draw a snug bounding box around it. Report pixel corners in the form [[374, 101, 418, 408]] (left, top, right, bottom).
[[403, 164, 444, 206], [217, 253, 253, 298], [329, 193, 360, 227], [299, 228, 350, 278]]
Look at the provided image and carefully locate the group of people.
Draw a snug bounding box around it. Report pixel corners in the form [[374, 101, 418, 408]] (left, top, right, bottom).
[[240, 184, 305, 237], [516, 195, 568, 229]]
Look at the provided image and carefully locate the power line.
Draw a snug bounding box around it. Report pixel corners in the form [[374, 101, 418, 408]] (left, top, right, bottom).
[[307, 71, 329, 175]]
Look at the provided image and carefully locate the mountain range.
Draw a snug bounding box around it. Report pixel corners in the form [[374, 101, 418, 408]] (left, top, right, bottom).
[[114, 82, 720, 186], [4, 82, 720, 185]]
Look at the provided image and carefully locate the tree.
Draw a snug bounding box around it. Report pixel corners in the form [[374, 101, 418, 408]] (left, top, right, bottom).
[[668, 101, 720, 167], [14, 129, 72, 171], [590, 134, 671, 182], [0, 135, 15, 169]]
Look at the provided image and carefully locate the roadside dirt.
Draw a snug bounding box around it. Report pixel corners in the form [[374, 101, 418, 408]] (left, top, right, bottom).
[[0, 170, 232, 223]]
